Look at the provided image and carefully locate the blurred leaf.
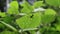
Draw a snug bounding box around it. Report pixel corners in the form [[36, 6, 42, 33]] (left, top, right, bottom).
[[16, 14, 31, 29], [0, 23, 5, 29], [7, 1, 19, 15], [33, 1, 44, 8], [44, 31, 60, 34], [30, 12, 41, 28], [29, 31, 36, 34], [55, 23, 60, 31], [2, 16, 13, 24], [0, 31, 18, 34], [0, 12, 6, 17], [57, 15, 60, 22], [42, 9, 56, 24], [16, 12, 41, 29], [45, 0, 60, 7], [21, 1, 33, 13]]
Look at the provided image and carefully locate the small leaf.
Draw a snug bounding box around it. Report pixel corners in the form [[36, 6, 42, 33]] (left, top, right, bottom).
[[7, 1, 19, 15], [45, 0, 60, 7], [0, 12, 6, 17], [42, 9, 56, 24], [21, 1, 33, 13], [55, 23, 60, 31], [33, 1, 44, 8]]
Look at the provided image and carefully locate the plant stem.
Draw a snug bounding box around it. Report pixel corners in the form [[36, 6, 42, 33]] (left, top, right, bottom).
[[19, 28, 38, 33]]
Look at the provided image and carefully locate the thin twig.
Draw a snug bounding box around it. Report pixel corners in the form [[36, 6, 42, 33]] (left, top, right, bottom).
[[19, 28, 38, 33]]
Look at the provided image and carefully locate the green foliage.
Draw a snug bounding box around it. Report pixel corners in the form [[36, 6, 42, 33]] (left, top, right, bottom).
[[57, 15, 60, 22], [44, 31, 60, 34], [33, 1, 44, 8], [41, 9, 56, 24], [7, 1, 19, 15], [0, 12, 6, 17], [30, 12, 41, 28], [2, 16, 13, 24], [21, 1, 33, 13], [55, 23, 60, 31], [0, 31, 18, 34], [16, 12, 41, 29], [0, 23, 5, 29], [0, 0, 60, 34], [16, 14, 31, 29], [45, 0, 60, 7], [29, 31, 36, 34]]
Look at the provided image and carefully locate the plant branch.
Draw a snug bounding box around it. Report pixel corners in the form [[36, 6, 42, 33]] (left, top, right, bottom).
[[19, 28, 38, 33]]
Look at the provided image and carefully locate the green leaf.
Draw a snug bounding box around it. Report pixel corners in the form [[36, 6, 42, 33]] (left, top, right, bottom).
[[55, 23, 60, 31], [16, 12, 41, 29], [16, 14, 31, 29], [29, 31, 36, 34], [30, 12, 41, 28], [42, 9, 56, 24], [0, 12, 6, 17], [7, 1, 19, 15], [33, 1, 44, 8], [45, 0, 60, 7], [21, 1, 33, 13]]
